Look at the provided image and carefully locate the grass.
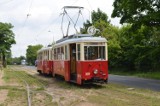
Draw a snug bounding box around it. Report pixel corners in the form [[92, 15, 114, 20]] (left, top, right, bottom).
[[86, 83, 160, 106], [0, 67, 55, 106], [53, 81, 160, 106], [3, 68, 48, 90], [0, 86, 27, 106], [109, 69, 160, 80], [1, 66, 160, 106], [135, 71, 160, 79], [31, 91, 54, 106]]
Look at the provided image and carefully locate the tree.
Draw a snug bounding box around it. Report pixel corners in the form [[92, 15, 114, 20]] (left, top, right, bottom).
[[0, 22, 16, 67], [111, 0, 160, 29], [11, 56, 26, 65], [111, 0, 160, 71], [26, 44, 43, 65], [80, 8, 110, 34], [92, 8, 110, 24], [115, 25, 160, 71]]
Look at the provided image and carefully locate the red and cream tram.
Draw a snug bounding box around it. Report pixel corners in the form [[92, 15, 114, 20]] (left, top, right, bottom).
[[37, 47, 53, 75], [37, 6, 108, 85], [54, 34, 108, 84], [37, 34, 108, 85]]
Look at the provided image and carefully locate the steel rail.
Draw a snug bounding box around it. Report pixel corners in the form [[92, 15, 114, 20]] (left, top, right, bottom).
[[11, 66, 46, 89], [8, 67, 32, 106], [18, 66, 47, 88]]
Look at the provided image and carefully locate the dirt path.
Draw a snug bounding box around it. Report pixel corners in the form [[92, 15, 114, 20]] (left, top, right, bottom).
[[0, 69, 9, 105], [0, 69, 4, 85], [15, 66, 95, 106], [0, 90, 8, 103]]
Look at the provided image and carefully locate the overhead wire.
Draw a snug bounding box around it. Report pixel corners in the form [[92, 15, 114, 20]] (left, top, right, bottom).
[[30, 15, 61, 45], [11, 0, 85, 57], [20, 0, 34, 31], [29, 0, 91, 46], [34, 0, 81, 39], [16, 0, 34, 56]]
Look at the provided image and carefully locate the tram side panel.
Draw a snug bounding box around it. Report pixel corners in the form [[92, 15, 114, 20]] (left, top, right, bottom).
[[54, 60, 65, 77], [64, 60, 70, 81], [49, 60, 54, 75], [43, 60, 53, 74], [53, 60, 70, 81]]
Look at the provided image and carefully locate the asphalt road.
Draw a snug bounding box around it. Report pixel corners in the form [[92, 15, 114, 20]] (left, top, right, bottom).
[[23, 65, 160, 91], [109, 74, 160, 91], [24, 65, 36, 70]]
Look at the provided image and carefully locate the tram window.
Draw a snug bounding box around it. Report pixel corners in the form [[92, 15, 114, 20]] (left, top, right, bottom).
[[50, 50, 52, 60], [40, 53, 42, 60], [57, 48, 60, 54], [77, 44, 80, 60], [44, 51, 45, 60], [61, 47, 64, 53], [54, 48, 57, 60], [41, 53, 42, 60], [61, 47, 64, 60], [57, 48, 60, 60], [51, 50, 54, 60], [43, 52, 44, 60], [47, 51, 48, 60], [45, 51, 47, 60], [44, 51, 46, 60], [99, 46, 105, 60], [48, 50, 49, 60], [65, 46, 67, 60], [84, 46, 105, 60]]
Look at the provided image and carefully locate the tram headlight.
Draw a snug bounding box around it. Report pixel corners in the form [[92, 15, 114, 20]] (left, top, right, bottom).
[[94, 69, 98, 74]]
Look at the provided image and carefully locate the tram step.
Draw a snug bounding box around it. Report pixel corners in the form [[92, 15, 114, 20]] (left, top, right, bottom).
[[70, 80, 77, 83], [70, 74, 77, 80]]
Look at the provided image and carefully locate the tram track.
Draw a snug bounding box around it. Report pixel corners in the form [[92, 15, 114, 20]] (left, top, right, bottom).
[[7, 66, 49, 106], [10, 66, 47, 89], [5, 65, 160, 106], [8, 67, 32, 106]]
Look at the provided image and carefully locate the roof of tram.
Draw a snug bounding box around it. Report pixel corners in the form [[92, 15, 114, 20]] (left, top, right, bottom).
[[55, 34, 107, 46]]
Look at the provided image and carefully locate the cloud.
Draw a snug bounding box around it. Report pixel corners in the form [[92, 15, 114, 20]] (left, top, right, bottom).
[[0, 0, 120, 57]]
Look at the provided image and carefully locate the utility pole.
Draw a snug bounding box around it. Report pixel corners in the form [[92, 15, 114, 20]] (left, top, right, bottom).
[[48, 30, 55, 45]]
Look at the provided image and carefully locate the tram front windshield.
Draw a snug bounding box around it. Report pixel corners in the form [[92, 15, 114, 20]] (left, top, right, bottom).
[[84, 46, 105, 60]]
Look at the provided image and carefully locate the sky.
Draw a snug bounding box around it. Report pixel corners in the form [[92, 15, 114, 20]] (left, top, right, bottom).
[[0, 0, 120, 57]]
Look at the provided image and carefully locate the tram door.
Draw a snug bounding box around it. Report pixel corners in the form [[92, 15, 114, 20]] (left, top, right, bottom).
[[70, 43, 77, 81]]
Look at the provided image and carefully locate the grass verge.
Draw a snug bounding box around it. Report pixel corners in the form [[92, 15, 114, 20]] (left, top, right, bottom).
[[109, 69, 160, 80], [0, 67, 55, 106]]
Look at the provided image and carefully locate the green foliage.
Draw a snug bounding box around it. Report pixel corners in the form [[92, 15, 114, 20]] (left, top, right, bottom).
[[111, 0, 160, 28], [80, 7, 160, 72], [80, 8, 110, 34], [110, 69, 160, 80], [0, 22, 16, 67], [0, 22, 16, 51], [6, 52, 12, 65], [116, 25, 160, 71], [80, 20, 92, 34], [92, 8, 110, 24], [26, 44, 43, 65], [10, 56, 26, 65]]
